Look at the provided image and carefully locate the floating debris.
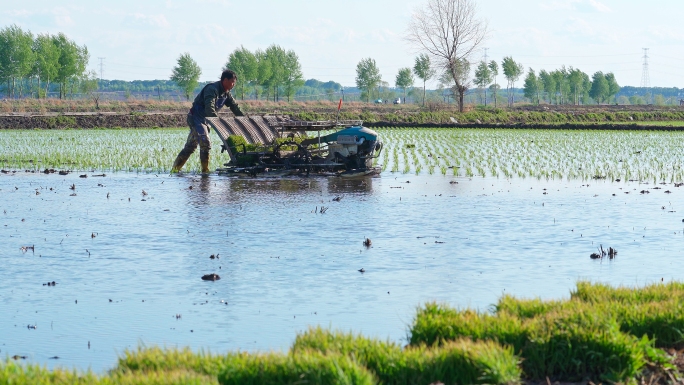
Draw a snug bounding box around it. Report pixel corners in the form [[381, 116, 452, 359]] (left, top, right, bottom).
[[43, 281, 57, 286], [20, 245, 35, 253], [210, 254, 219, 259], [332, 196, 342, 202], [79, 174, 87, 178], [358, 268, 365, 273], [590, 245, 617, 260], [58, 170, 69, 175], [363, 238, 372, 247], [201, 274, 220, 281]]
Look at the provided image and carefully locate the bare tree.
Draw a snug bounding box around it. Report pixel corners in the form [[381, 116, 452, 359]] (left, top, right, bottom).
[[406, 0, 487, 112]]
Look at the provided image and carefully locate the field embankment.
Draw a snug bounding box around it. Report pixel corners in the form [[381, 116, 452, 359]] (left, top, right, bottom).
[[1, 99, 683, 129]]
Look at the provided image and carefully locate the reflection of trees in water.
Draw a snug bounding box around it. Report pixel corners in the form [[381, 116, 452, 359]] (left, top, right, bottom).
[[184, 176, 376, 208], [229, 178, 323, 194]]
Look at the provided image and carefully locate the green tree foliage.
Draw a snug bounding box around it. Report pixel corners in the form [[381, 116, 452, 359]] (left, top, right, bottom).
[[282, 50, 304, 102], [523, 68, 541, 104], [31, 33, 59, 98], [501, 56, 524, 107], [589, 71, 609, 104], [395, 67, 414, 102], [550, 67, 570, 104], [254, 49, 271, 100], [567, 68, 586, 105], [474, 61, 492, 106], [264, 45, 287, 102], [488, 60, 499, 108], [0, 24, 35, 98], [49, 33, 89, 99], [355, 58, 382, 103], [413, 54, 435, 106], [226, 46, 257, 100], [605, 72, 620, 103], [170, 52, 202, 100], [539, 70, 555, 104]]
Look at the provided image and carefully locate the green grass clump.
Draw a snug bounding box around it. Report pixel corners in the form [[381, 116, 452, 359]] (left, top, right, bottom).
[[572, 281, 684, 305], [497, 285, 684, 349], [117, 347, 375, 385], [216, 352, 375, 385], [293, 327, 521, 385], [495, 295, 565, 319], [0, 359, 217, 384], [116, 346, 227, 376], [410, 302, 664, 382]]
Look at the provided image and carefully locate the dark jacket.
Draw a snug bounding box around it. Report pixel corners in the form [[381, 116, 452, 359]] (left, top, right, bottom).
[[190, 81, 243, 119]]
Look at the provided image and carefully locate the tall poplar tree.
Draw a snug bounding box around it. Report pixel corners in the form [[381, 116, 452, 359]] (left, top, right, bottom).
[[170, 52, 201, 100]]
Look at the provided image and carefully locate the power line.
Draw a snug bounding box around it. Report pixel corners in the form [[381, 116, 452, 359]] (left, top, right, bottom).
[[640, 48, 650, 89], [98, 57, 105, 81]]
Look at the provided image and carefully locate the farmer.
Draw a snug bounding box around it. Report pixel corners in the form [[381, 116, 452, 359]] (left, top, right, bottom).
[[171, 69, 244, 173]]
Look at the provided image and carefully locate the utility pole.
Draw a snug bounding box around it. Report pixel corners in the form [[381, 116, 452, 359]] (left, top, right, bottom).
[[483, 47, 489, 64], [640, 48, 650, 104], [98, 57, 105, 90]]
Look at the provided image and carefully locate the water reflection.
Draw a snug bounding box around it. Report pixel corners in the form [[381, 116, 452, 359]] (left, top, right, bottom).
[[184, 175, 377, 208], [328, 177, 376, 194]]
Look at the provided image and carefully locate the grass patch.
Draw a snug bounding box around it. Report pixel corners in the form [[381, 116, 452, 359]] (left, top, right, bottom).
[[0, 359, 218, 384], [292, 327, 521, 385], [411, 281, 684, 382], [216, 352, 375, 385]]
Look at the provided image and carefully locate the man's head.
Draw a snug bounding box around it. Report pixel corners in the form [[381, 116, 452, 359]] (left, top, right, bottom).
[[221, 69, 237, 92]]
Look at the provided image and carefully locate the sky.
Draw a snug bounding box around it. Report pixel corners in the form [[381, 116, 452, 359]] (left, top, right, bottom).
[[1, 0, 683, 88]]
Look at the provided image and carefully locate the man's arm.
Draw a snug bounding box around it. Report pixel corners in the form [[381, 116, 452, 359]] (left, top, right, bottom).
[[224, 92, 244, 117], [203, 84, 220, 117]]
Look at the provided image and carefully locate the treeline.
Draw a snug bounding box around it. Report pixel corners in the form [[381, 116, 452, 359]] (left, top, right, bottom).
[[225, 45, 304, 101], [522, 67, 619, 105], [0, 24, 94, 99]]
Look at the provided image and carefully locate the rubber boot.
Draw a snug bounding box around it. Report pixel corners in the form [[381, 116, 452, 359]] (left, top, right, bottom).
[[171, 150, 192, 173], [200, 150, 210, 174]]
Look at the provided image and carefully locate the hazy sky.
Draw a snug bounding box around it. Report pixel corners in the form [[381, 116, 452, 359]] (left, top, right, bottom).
[[2, 0, 682, 88]]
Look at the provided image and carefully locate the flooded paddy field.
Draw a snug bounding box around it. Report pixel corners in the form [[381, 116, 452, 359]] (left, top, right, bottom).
[[2, 171, 684, 372], [2, 127, 684, 372]]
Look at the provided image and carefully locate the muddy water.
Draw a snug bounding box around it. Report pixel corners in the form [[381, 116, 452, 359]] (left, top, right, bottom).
[[1, 172, 683, 371]]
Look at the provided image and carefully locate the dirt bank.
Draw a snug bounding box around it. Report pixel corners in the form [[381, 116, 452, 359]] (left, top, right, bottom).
[[1, 104, 684, 130], [0, 113, 187, 129]]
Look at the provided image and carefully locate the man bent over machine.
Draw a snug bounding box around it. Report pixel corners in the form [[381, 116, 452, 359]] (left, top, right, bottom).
[[171, 69, 244, 173]]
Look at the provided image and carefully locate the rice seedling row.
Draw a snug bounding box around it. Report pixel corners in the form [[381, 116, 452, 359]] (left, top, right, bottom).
[[2, 128, 684, 181], [376, 128, 684, 182]]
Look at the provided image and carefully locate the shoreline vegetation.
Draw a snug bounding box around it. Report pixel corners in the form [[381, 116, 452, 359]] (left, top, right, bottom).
[[1, 100, 684, 130], [3, 281, 684, 384]]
